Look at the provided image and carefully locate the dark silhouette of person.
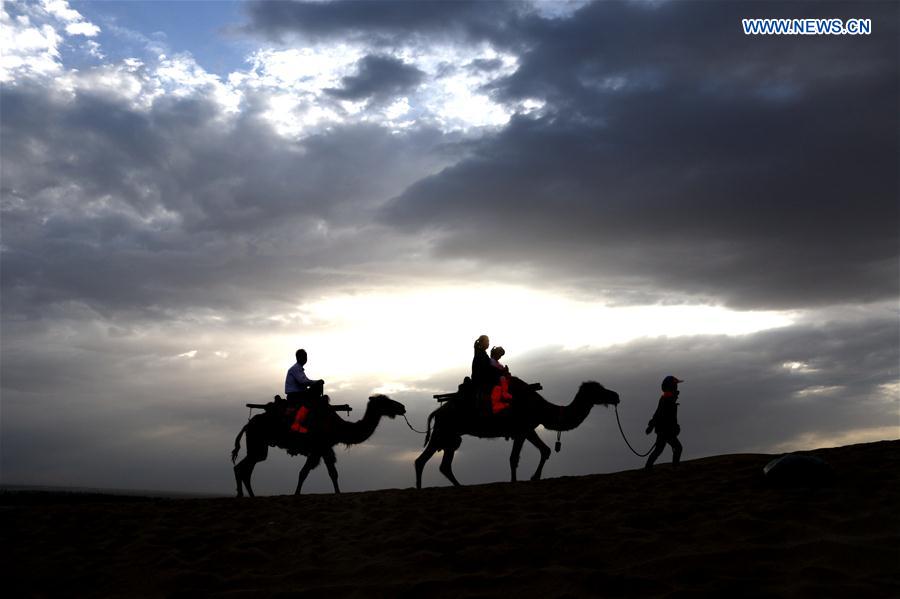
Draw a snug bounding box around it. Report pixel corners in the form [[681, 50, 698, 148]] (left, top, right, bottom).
[[645, 375, 684, 469], [469, 335, 502, 415], [489, 346, 513, 413], [489, 346, 509, 374], [471, 334, 497, 388], [285, 349, 325, 433]]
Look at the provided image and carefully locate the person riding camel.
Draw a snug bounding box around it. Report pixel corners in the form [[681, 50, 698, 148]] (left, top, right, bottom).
[[285, 348, 325, 433], [489, 346, 513, 414], [471, 335, 497, 390], [470, 335, 513, 415], [489, 346, 509, 373]]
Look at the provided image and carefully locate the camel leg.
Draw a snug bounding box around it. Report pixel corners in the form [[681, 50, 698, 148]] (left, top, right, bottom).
[[509, 435, 526, 482], [234, 459, 244, 497], [414, 443, 438, 489], [234, 456, 259, 497], [526, 429, 552, 481], [235, 434, 267, 498], [323, 450, 340, 494], [295, 454, 321, 495], [439, 445, 462, 487]]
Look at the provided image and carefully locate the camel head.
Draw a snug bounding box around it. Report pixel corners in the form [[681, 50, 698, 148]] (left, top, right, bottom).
[[577, 381, 620, 407], [368, 394, 406, 419]]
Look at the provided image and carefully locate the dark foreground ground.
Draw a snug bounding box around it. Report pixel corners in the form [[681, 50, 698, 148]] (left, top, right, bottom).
[[2, 440, 898, 598]]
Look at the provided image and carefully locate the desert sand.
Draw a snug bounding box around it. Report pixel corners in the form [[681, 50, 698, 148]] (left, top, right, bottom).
[[3, 440, 898, 598]]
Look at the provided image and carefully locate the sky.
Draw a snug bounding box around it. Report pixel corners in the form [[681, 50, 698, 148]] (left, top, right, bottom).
[[1, 0, 897, 496]]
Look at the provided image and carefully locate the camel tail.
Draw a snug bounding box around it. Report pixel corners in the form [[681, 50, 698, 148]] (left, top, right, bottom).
[[424, 410, 437, 447], [232, 423, 248, 463]]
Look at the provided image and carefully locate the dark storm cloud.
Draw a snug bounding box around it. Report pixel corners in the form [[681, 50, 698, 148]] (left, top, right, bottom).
[[243, 0, 524, 47], [379, 1, 899, 309], [325, 54, 424, 102], [465, 58, 505, 73], [0, 81, 450, 319]]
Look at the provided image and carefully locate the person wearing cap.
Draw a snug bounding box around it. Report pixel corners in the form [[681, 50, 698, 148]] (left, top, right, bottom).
[[644, 375, 684, 469]]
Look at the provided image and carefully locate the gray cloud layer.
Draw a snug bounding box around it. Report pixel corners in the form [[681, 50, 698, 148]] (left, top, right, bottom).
[[243, 1, 899, 308], [0, 81, 453, 319], [378, 1, 898, 309], [244, 0, 525, 47]]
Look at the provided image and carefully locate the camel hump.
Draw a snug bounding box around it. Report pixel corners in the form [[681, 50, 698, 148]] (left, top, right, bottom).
[[434, 377, 542, 404], [507, 377, 543, 396]]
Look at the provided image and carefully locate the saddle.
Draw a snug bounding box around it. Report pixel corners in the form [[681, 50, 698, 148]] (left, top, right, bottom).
[[433, 378, 542, 418], [434, 378, 542, 401], [246, 395, 353, 434]]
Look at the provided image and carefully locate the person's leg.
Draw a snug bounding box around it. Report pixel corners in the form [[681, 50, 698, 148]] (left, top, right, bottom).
[[491, 384, 512, 413], [291, 405, 310, 433], [645, 435, 664, 469], [670, 436, 683, 465], [491, 384, 503, 413]]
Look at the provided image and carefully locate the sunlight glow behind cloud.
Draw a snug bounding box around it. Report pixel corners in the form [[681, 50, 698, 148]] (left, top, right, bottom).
[[264, 285, 795, 384], [240, 42, 521, 136]]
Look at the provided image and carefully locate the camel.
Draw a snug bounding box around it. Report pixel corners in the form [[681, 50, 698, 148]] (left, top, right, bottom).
[[414, 377, 619, 488], [231, 394, 405, 497]]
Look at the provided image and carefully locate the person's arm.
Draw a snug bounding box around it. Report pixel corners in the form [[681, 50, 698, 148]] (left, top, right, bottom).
[[646, 397, 663, 434], [656, 397, 678, 433], [661, 397, 676, 424], [472, 352, 490, 382], [291, 365, 313, 386]]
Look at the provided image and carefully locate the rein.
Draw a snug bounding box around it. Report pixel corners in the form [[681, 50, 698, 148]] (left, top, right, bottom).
[[614, 404, 656, 457], [402, 413, 428, 434]]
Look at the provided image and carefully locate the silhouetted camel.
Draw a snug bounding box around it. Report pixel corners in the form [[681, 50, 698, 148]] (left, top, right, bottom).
[[415, 378, 619, 488], [231, 394, 405, 496]]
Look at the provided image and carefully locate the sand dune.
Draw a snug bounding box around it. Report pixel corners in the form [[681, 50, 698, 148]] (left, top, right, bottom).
[[3, 440, 898, 597]]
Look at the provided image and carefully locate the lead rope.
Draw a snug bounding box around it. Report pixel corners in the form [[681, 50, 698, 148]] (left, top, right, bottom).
[[614, 404, 656, 457], [402, 413, 428, 434]]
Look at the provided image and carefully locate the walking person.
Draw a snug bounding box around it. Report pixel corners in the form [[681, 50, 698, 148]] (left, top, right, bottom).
[[645, 375, 684, 469]]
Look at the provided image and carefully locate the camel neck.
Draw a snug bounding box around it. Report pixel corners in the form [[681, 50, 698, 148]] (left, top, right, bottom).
[[336, 400, 383, 445], [539, 390, 594, 432]]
